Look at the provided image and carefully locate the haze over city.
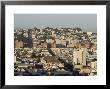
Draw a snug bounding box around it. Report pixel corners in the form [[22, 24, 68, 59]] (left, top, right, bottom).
[[14, 14, 97, 32]]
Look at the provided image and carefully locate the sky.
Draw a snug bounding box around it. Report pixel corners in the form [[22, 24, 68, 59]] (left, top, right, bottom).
[[14, 14, 97, 32]]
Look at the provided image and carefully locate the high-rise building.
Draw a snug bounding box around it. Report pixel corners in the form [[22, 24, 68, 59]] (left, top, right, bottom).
[[73, 48, 87, 66]]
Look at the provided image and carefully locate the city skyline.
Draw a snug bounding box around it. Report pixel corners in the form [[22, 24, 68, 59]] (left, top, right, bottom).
[[14, 14, 97, 32], [14, 26, 97, 76], [14, 14, 97, 76]]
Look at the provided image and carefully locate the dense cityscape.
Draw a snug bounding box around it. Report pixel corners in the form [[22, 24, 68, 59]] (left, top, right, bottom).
[[14, 27, 97, 76]]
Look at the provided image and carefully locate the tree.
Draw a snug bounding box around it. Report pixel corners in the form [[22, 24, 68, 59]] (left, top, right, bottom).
[[16, 51, 20, 57], [64, 62, 74, 72], [88, 51, 93, 55], [31, 51, 37, 58], [76, 27, 82, 32], [34, 27, 40, 32]]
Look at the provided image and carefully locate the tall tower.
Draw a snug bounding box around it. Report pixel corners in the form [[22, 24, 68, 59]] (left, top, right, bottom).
[[73, 48, 87, 66]]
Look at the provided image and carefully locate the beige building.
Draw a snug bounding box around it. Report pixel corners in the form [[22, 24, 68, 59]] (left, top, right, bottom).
[[91, 61, 97, 69], [73, 48, 87, 66], [67, 39, 79, 48], [32, 39, 37, 49], [87, 32, 93, 35], [61, 39, 66, 46], [56, 38, 61, 44], [15, 40, 23, 48], [14, 55, 16, 63], [32, 34, 36, 39]]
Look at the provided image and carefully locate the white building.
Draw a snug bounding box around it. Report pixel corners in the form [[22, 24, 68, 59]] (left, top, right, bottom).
[[91, 61, 97, 69], [87, 32, 93, 35], [56, 38, 61, 44], [73, 48, 87, 66], [14, 55, 16, 63]]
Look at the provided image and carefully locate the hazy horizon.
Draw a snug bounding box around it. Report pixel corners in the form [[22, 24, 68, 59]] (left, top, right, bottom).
[[14, 14, 97, 32]]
